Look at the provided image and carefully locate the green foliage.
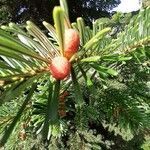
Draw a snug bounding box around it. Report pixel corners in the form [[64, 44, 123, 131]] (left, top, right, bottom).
[[143, 0, 150, 8], [0, 0, 149, 149], [142, 135, 150, 150]]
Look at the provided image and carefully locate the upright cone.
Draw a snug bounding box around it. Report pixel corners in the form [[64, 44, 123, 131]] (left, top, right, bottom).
[[49, 56, 71, 80], [64, 29, 80, 59]]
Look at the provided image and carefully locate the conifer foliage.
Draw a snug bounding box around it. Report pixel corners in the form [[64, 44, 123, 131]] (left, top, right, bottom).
[[0, 0, 149, 149]]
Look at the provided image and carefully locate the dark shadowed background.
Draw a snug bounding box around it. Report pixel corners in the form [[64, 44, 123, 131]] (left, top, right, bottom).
[[0, 0, 121, 25]]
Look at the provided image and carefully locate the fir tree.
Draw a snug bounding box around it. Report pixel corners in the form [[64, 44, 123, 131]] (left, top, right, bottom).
[[0, 0, 149, 149]]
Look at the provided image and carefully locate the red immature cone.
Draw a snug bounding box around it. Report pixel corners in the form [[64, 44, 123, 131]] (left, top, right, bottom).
[[64, 29, 80, 59], [49, 56, 71, 80]]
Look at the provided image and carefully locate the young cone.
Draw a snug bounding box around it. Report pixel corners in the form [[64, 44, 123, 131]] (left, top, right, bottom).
[[64, 29, 80, 59], [49, 56, 71, 80]]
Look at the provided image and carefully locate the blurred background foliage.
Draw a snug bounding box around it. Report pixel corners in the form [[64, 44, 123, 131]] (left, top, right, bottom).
[[0, 0, 121, 25]]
